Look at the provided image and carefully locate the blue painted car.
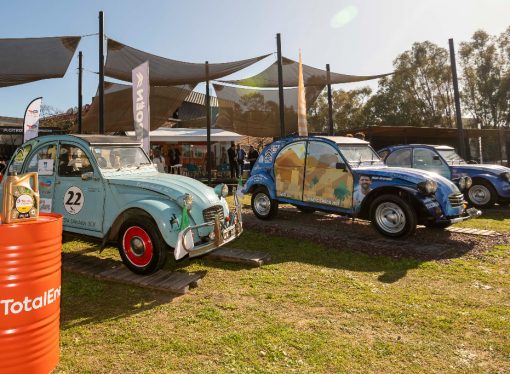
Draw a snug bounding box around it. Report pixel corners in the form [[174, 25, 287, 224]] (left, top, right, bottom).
[[378, 144, 510, 208], [0, 135, 243, 274], [243, 136, 480, 238]]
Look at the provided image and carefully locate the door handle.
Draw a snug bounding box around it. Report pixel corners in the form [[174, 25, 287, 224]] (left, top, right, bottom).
[[55, 180, 61, 185]]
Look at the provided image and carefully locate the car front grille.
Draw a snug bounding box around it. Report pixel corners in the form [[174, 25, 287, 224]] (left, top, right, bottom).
[[203, 205, 224, 223], [448, 193, 464, 207]]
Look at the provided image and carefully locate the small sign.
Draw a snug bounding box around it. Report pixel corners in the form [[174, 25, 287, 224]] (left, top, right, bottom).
[[40, 198, 52, 213], [63, 186, 84, 215], [38, 159, 54, 176]]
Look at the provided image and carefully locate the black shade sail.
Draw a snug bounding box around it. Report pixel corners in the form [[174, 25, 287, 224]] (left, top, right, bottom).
[[213, 83, 325, 137], [222, 57, 392, 87], [105, 38, 271, 85], [82, 82, 194, 133], [0, 36, 81, 87]]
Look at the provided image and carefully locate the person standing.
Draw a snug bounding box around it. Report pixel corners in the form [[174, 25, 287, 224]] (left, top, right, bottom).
[[236, 144, 246, 177], [247, 145, 259, 172], [227, 142, 238, 178], [153, 149, 167, 173]]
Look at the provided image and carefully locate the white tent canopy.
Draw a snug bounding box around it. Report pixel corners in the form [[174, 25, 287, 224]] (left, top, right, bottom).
[[126, 127, 243, 143]]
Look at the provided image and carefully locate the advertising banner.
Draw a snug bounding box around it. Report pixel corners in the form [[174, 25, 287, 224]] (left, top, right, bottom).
[[23, 97, 42, 143], [132, 61, 150, 153], [297, 50, 308, 137]]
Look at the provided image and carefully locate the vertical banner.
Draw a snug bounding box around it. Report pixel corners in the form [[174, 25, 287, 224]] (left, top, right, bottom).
[[297, 50, 308, 137], [132, 61, 150, 153], [23, 97, 43, 143]]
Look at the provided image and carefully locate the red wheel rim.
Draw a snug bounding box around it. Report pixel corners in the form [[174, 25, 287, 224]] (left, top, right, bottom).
[[122, 226, 153, 267]]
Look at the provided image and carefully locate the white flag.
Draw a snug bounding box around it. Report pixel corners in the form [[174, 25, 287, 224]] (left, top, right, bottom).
[[297, 50, 308, 137], [132, 61, 150, 153], [23, 97, 42, 143]]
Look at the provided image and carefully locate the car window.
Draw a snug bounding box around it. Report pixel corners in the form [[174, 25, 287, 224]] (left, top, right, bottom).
[[9, 144, 32, 174], [26, 144, 57, 174], [58, 144, 93, 177], [306, 141, 342, 167], [386, 148, 411, 167], [412, 148, 451, 178]]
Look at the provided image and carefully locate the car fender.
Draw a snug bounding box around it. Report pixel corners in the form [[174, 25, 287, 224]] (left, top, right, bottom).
[[243, 172, 277, 199], [470, 174, 510, 199], [358, 185, 437, 220], [105, 198, 184, 248]]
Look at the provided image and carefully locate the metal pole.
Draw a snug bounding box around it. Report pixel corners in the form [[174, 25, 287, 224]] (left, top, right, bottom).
[[78, 51, 83, 134], [98, 11, 105, 134], [205, 61, 212, 186], [448, 38, 466, 158], [326, 64, 333, 135], [276, 33, 285, 138]]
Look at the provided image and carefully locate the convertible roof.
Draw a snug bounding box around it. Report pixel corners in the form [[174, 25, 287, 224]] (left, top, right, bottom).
[[318, 136, 368, 145], [73, 134, 140, 146]]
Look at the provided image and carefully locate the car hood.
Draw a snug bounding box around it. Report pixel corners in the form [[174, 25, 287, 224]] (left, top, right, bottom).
[[354, 165, 460, 192], [107, 172, 221, 207], [451, 164, 510, 176]]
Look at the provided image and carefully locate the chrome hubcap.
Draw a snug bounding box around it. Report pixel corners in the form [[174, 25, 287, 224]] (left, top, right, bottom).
[[254, 193, 271, 216], [130, 236, 146, 256], [468, 185, 490, 205], [375, 202, 406, 234]]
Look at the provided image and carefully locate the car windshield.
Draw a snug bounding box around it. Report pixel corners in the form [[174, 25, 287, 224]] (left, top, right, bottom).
[[339, 144, 384, 166], [436, 149, 466, 165], [91, 146, 152, 170]]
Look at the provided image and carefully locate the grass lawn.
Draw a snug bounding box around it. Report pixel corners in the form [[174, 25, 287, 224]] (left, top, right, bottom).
[[57, 228, 510, 372], [453, 208, 510, 233]]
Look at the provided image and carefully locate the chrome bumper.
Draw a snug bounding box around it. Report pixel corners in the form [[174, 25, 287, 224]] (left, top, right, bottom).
[[178, 193, 243, 258], [447, 207, 482, 224]]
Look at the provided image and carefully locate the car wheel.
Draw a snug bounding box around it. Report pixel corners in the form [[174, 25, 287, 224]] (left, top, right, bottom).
[[370, 194, 417, 238], [296, 205, 316, 214], [118, 218, 168, 275], [466, 181, 496, 209], [251, 186, 278, 220]]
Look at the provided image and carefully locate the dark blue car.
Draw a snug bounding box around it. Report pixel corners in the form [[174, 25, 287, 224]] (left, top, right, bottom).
[[378, 144, 510, 208], [242, 136, 480, 238]]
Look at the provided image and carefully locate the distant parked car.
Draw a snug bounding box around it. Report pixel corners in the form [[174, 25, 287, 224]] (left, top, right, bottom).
[[243, 136, 480, 238], [378, 145, 510, 209], [0, 135, 243, 274]]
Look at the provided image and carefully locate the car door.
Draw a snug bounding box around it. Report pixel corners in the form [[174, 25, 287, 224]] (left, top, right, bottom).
[[53, 142, 105, 234], [303, 140, 353, 209], [412, 147, 451, 179], [274, 141, 306, 201], [23, 142, 58, 213]]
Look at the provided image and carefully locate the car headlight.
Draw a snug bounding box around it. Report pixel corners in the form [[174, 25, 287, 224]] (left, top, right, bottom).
[[500, 172, 510, 182], [465, 176, 472, 189], [183, 193, 193, 210], [214, 183, 229, 198], [458, 177, 466, 191], [418, 179, 438, 195]]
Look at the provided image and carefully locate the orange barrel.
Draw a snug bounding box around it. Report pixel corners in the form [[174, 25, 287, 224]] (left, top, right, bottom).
[[0, 213, 63, 374]]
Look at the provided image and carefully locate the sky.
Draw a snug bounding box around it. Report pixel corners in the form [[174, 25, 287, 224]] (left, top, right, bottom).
[[0, 0, 509, 118]]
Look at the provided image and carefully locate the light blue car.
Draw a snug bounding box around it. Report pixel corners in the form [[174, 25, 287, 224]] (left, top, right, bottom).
[[0, 135, 243, 274]]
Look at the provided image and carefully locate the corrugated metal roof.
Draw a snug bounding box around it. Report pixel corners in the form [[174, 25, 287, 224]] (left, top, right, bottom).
[[184, 91, 219, 107]]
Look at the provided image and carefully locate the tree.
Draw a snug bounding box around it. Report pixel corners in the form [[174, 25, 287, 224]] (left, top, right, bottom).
[[367, 41, 455, 127], [308, 86, 372, 132], [459, 28, 510, 129]]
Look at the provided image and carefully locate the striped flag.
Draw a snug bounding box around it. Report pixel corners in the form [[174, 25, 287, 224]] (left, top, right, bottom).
[[297, 50, 308, 137]]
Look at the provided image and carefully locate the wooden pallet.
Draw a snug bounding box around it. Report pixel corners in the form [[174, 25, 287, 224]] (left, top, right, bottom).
[[62, 252, 205, 294], [205, 247, 271, 267], [446, 227, 501, 237]]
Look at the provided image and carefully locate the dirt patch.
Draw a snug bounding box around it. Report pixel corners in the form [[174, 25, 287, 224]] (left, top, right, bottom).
[[241, 206, 510, 261]]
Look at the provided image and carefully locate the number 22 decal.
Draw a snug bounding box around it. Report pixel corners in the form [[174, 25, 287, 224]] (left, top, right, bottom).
[[63, 186, 84, 215]]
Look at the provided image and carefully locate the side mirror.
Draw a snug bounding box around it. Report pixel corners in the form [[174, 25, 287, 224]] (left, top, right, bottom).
[[336, 162, 347, 171], [81, 171, 94, 181]]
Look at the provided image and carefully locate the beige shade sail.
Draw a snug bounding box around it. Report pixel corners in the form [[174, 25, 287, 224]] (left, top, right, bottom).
[[105, 38, 271, 85], [221, 57, 392, 87], [82, 82, 194, 133], [213, 83, 325, 137], [0, 36, 81, 87]]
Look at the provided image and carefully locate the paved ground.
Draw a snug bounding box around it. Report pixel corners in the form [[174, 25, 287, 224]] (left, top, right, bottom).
[[241, 205, 510, 261]]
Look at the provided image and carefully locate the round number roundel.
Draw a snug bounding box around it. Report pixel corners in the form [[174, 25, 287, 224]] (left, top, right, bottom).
[[63, 186, 84, 215]]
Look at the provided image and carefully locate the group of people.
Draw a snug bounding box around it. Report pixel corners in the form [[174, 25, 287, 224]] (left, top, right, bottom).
[[149, 147, 181, 173], [226, 142, 259, 179]]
